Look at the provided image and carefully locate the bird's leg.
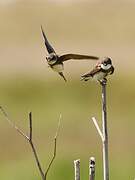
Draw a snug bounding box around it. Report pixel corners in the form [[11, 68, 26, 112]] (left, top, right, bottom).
[[99, 78, 107, 85], [102, 78, 107, 85]]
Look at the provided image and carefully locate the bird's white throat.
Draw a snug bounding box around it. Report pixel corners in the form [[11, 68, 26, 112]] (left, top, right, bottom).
[[48, 59, 57, 65], [101, 64, 111, 70]]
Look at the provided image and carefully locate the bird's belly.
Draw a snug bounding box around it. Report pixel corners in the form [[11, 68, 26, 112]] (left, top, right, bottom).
[[93, 72, 106, 81], [52, 64, 64, 72]]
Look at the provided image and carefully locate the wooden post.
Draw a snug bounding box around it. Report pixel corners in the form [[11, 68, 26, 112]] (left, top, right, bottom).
[[74, 159, 80, 180], [89, 157, 95, 180], [101, 80, 109, 180]]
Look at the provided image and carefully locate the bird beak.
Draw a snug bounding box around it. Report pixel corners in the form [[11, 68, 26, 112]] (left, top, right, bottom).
[[97, 63, 101, 69]]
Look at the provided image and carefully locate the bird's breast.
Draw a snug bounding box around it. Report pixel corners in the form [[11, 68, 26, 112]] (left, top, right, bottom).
[[93, 71, 106, 81], [48, 59, 57, 65], [52, 64, 64, 72]]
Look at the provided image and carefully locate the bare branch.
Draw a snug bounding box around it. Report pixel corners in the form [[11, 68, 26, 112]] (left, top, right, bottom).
[[45, 114, 61, 178], [91, 79, 110, 180], [28, 113, 45, 180], [101, 81, 109, 180], [0, 107, 45, 180], [55, 114, 61, 139], [91, 117, 104, 142], [30, 141, 45, 179], [29, 112, 32, 141], [0, 106, 29, 140], [74, 159, 80, 180], [89, 157, 95, 180], [0, 106, 61, 180]]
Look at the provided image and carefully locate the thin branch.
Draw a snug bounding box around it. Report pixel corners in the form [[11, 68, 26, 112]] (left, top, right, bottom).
[[28, 113, 45, 180], [45, 114, 61, 178], [91, 117, 104, 142], [0, 107, 45, 180], [74, 159, 80, 180], [101, 80, 109, 180], [91, 79, 109, 180], [0, 106, 61, 180], [30, 141, 45, 179], [0, 106, 29, 140], [89, 157, 95, 180], [29, 112, 32, 141]]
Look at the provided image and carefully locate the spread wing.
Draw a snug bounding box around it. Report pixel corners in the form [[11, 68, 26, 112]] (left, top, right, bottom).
[[41, 26, 56, 54], [58, 54, 99, 62]]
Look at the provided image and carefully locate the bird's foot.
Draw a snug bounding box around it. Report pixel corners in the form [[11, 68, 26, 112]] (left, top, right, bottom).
[[99, 78, 107, 85]]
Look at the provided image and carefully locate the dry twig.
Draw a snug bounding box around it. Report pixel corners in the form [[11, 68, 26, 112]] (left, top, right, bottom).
[[0, 106, 61, 180], [101, 80, 109, 180], [91, 79, 109, 180]]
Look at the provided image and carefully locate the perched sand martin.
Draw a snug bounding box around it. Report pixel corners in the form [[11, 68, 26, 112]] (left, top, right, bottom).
[[41, 26, 99, 82], [81, 57, 114, 83]]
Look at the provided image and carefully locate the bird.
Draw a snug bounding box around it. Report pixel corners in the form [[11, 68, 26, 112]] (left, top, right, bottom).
[[41, 26, 99, 82], [81, 57, 114, 83]]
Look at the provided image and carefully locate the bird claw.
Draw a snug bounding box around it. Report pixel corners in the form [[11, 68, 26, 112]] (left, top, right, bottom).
[[99, 78, 107, 85]]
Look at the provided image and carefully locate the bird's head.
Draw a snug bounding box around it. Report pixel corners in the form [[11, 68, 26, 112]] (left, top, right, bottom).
[[46, 53, 58, 65], [101, 57, 112, 70]]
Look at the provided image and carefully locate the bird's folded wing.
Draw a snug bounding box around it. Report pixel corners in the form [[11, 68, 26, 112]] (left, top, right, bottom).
[[59, 54, 99, 62], [109, 66, 114, 74], [81, 68, 101, 77], [41, 26, 56, 54]]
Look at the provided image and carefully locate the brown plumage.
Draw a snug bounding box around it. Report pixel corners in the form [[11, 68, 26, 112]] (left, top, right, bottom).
[[81, 57, 114, 82]]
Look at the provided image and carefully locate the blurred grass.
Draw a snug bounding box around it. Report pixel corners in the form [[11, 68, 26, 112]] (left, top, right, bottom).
[[0, 76, 135, 180], [0, 0, 135, 179]]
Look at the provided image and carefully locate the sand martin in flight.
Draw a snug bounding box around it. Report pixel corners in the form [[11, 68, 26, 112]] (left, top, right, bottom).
[[41, 26, 99, 81], [81, 57, 114, 83]]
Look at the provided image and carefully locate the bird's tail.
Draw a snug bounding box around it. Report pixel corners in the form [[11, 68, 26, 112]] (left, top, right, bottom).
[[80, 76, 89, 81], [58, 72, 67, 82], [80, 73, 92, 81]]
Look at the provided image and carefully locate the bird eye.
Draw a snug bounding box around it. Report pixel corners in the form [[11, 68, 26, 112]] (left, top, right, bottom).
[[103, 62, 107, 66]]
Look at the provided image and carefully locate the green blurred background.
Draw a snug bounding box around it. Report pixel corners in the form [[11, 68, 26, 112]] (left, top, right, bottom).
[[0, 0, 135, 179]]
